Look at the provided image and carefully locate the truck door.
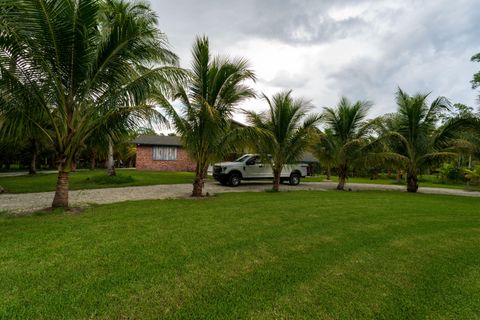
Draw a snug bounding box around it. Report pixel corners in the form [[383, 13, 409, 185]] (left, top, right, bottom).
[[244, 156, 265, 178]]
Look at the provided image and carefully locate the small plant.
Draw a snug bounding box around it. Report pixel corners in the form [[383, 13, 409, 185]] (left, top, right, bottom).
[[437, 163, 464, 183], [464, 166, 480, 186]]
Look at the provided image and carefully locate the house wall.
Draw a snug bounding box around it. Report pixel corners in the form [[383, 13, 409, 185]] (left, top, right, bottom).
[[136, 145, 196, 171]]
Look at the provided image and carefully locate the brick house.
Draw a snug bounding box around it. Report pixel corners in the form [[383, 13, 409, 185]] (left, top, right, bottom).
[[132, 135, 196, 171]]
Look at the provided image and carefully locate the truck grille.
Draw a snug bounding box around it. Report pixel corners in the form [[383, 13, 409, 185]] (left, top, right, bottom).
[[213, 165, 222, 174]]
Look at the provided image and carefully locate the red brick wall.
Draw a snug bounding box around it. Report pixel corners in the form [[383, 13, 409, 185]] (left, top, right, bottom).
[[135, 145, 196, 171]]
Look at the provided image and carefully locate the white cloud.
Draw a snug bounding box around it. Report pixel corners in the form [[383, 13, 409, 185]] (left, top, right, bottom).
[[152, 0, 480, 119]]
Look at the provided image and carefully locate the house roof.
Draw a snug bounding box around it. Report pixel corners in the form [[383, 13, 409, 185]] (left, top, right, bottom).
[[300, 152, 318, 163], [132, 134, 319, 163], [131, 135, 183, 147]]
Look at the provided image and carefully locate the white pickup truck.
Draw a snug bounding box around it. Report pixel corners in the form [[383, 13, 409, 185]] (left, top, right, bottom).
[[212, 154, 309, 187]]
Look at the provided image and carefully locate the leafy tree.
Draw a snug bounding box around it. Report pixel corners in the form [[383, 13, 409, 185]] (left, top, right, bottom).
[[320, 97, 373, 190], [0, 0, 181, 208], [161, 36, 256, 196], [382, 88, 473, 192], [245, 91, 321, 191]]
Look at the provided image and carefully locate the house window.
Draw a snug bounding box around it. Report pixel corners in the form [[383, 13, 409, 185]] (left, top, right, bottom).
[[153, 146, 177, 160]]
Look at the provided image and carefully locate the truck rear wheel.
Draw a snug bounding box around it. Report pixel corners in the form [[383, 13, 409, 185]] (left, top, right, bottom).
[[228, 173, 241, 187], [289, 172, 301, 185]]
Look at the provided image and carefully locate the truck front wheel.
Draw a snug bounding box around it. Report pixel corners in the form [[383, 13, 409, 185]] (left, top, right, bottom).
[[289, 172, 301, 185], [228, 173, 241, 187]]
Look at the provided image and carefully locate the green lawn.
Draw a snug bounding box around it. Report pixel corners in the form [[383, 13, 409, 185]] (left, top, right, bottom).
[[1, 191, 479, 319], [305, 174, 480, 191], [0, 169, 195, 193], [2, 170, 477, 195]]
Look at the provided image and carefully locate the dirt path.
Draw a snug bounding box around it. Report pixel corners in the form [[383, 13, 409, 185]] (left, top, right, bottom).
[[1, 181, 479, 213], [0, 182, 326, 213]]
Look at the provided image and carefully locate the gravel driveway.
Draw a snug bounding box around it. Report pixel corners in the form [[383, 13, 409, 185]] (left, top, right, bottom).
[[1, 181, 479, 213]]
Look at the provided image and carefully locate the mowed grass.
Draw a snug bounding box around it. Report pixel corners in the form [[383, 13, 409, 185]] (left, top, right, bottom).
[[1, 191, 479, 319], [305, 175, 480, 191], [2, 170, 477, 194], [0, 169, 195, 193]]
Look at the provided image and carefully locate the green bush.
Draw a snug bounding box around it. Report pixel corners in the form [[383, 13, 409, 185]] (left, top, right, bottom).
[[437, 163, 465, 183], [464, 166, 480, 185]]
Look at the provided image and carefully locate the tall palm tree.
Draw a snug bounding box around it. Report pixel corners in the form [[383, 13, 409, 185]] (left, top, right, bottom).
[[160, 36, 256, 197], [382, 88, 473, 192], [320, 97, 373, 190], [245, 91, 321, 191], [0, 0, 182, 208]]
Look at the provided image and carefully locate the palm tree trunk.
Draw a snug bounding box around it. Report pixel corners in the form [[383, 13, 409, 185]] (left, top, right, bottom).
[[90, 151, 96, 170], [272, 169, 281, 192], [337, 164, 347, 190], [71, 157, 77, 172], [28, 138, 37, 175], [107, 138, 116, 176], [396, 169, 403, 183], [407, 170, 418, 193], [52, 156, 69, 208], [192, 163, 207, 197], [326, 167, 331, 180]]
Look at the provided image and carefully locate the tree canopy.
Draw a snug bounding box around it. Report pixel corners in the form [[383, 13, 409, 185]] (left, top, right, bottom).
[[0, 0, 183, 207]]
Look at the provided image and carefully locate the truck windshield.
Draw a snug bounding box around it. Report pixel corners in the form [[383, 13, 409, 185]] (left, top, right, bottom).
[[234, 155, 251, 162]]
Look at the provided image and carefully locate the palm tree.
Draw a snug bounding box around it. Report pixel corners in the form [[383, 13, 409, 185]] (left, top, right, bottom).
[[160, 36, 256, 197], [311, 129, 336, 180], [245, 91, 321, 191], [471, 52, 480, 92], [0, 99, 49, 175], [382, 88, 473, 192], [320, 97, 373, 190], [0, 0, 182, 208]]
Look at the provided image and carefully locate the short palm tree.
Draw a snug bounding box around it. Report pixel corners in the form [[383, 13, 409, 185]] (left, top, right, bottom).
[[311, 129, 336, 180], [160, 36, 256, 197], [0, 0, 182, 208], [383, 88, 473, 192], [320, 97, 373, 190], [245, 91, 321, 191]]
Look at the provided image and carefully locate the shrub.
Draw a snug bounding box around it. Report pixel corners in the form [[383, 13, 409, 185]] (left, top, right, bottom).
[[464, 166, 480, 185], [437, 163, 464, 183]]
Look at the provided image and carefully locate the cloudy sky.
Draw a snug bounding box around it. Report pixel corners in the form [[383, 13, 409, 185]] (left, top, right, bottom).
[[151, 0, 480, 120]]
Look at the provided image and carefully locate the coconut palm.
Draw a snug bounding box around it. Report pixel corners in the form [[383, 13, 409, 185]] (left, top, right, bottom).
[[320, 97, 373, 190], [160, 36, 256, 197], [311, 128, 336, 180], [382, 88, 472, 192], [0, 0, 182, 208], [245, 91, 321, 192], [0, 96, 49, 174]]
